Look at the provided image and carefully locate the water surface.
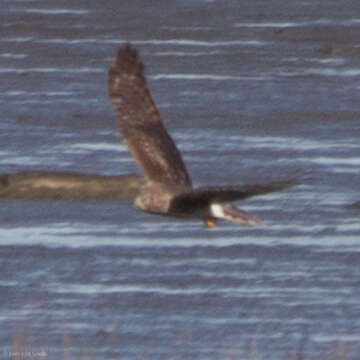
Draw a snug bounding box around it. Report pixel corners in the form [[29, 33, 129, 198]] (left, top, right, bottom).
[[1, 1, 360, 359]]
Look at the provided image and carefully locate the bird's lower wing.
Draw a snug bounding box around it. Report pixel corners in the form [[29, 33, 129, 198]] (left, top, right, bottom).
[[169, 181, 293, 215]]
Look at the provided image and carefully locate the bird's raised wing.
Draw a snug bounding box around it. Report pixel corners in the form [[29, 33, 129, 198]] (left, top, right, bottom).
[[108, 44, 192, 188]]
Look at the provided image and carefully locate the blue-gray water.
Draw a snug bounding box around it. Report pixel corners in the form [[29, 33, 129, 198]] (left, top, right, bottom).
[[1, 1, 360, 359]]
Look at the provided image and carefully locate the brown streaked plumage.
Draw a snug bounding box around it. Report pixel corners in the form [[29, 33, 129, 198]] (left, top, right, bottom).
[[108, 44, 191, 188], [108, 44, 292, 226]]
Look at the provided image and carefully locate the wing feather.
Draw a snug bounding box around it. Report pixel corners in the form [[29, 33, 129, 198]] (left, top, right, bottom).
[[169, 181, 292, 215], [108, 44, 192, 188]]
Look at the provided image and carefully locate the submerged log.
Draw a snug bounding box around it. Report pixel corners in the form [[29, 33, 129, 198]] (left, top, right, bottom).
[[0, 171, 143, 201], [320, 44, 360, 56]]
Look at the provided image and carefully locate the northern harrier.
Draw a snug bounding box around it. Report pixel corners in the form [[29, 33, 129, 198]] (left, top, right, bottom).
[[108, 44, 290, 227]]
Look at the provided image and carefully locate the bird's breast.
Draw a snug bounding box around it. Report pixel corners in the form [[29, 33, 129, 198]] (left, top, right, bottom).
[[133, 183, 179, 214]]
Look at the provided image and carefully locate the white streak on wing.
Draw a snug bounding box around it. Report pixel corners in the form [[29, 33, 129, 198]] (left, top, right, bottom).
[[210, 203, 226, 219]]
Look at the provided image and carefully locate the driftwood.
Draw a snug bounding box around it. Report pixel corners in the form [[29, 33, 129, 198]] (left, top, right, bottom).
[[0, 171, 143, 201], [320, 44, 360, 56]]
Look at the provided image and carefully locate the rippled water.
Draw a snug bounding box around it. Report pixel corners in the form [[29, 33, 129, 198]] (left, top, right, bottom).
[[1, 1, 360, 359]]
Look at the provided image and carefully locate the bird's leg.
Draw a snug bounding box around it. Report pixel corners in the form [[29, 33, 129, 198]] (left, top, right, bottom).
[[203, 216, 217, 228]]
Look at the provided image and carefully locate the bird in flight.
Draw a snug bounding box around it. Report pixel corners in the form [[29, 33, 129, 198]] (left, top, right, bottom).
[[108, 43, 290, 227]]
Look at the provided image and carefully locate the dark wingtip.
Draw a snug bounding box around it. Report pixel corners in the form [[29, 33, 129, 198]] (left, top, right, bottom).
[[264, 180, 296, 192], [111, 42, 144, 76], [0, 174, 10, 188], [116, 43, 138, 62], [245, 180, 296, 198]]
